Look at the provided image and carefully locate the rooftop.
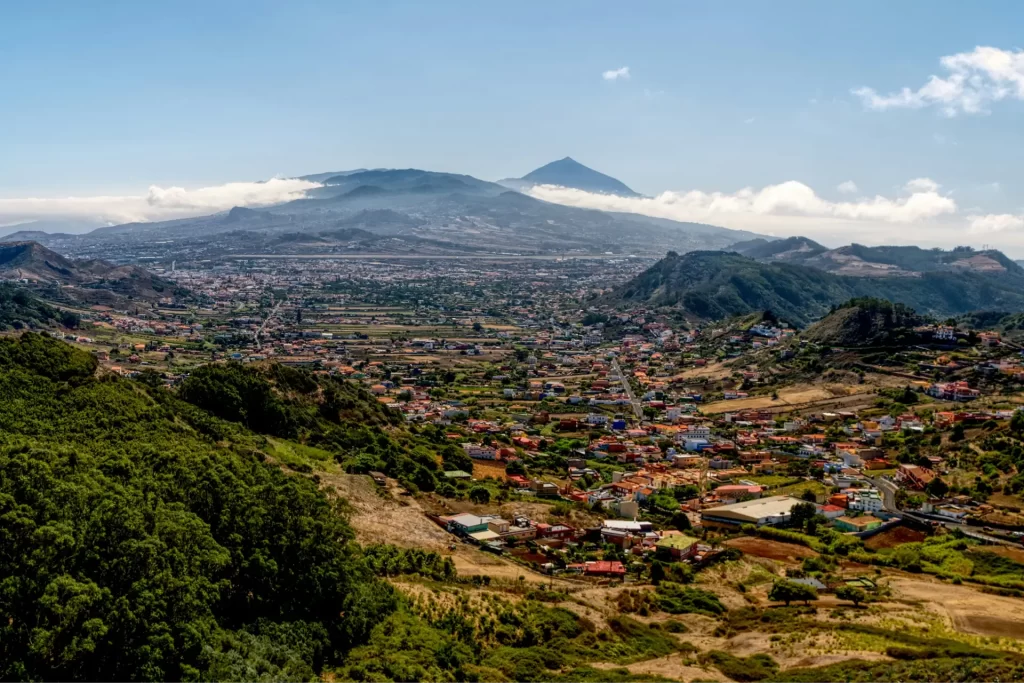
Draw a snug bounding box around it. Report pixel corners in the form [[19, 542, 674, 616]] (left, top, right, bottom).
[[702, 495, 807, 522], [655, 533, 701, 549]]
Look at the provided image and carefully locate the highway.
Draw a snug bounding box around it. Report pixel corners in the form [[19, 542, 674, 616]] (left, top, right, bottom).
[[611, 357, 643, 422]]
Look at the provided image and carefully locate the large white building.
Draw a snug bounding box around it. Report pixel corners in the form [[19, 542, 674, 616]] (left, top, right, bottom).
[[700, 495, 808, 528], [847, 489, 884, 513]]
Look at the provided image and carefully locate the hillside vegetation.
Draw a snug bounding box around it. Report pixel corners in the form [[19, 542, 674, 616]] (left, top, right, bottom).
[[0, 285, 78, 330], [802, 298, 925, 347], [608, 251, 1024, 326]]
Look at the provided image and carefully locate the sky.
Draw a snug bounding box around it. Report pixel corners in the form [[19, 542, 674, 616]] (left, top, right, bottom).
[[2, 1, 1024, 253]]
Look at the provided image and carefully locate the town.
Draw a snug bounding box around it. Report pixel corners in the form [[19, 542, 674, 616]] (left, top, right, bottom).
[[9, 250, 1024, 681]]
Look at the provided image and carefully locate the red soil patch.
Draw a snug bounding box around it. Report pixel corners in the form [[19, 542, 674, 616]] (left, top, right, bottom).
[[724, 537, 818, 563], [863, 526, 926, 550]]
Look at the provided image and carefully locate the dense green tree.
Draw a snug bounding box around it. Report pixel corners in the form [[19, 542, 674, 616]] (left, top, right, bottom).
[[835, 586, 867, 607], [468, 487, 491, 504], [768, 580, 818, 606]]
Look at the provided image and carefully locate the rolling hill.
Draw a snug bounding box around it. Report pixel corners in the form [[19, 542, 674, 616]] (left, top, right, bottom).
[[0, 241, 182, 304], [607, 250, 1024, 327], [801, 298, 926, 347]]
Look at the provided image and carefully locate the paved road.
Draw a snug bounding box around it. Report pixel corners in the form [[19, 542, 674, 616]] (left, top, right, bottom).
[[863, 475, 1019, 546], [611, 357, 643, 422], [900, 511, 1019, 546], [865, 475, 900, 512], [255, 300, 284, 350]]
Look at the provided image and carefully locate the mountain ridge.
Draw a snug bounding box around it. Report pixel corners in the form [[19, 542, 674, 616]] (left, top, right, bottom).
[[606, 250, 1024, 327], [731, 236, 1021, 278]]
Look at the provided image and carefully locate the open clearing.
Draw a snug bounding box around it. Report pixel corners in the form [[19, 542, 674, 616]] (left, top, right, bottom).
[[890, 576, 1024, 640], [700, 384, 872, 415], [723, 537, 818, 563], [322, 472, 571, 584], [864, 526, 927, 550]]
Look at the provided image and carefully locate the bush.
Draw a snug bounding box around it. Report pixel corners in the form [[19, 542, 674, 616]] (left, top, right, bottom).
[[700, 651, 779, 682], [656, 583, 726, 616]]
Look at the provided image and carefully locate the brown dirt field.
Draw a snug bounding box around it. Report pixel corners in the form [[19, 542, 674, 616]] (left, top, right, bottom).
[[470, 459, 509, 479], [724, 537, 819, 563], [678, 362, 733, 382], [701, 385, 876, 416], [890, 576, 1024, 640], [320, 472, 451, 551], [974, 545, 1024, 564], [864, 526, 927, 550]]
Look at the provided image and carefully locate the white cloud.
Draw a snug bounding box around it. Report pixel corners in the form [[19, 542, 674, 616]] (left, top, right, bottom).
[[743, 117, 756, 124], [837, 180, 858, 194], [853, 46, 1024, 115], [968, 213, 1024, 234], [0, 177, 321, 225], [527, 178, 956, 226], [602, 66, 630, 81], [904, 177, 940, 193]]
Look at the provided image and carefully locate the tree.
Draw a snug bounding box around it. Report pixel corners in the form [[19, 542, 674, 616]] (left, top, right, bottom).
[[650, 560, 666, 585], [801, 489, 818, 502], [789, 502, 817, 529], [671, 511, 692, 532], [835, 586, 867, 607], [768, 579, 818, 606], [1011, 410, 1024, 435], [950, 423, 965, 442], [468, 487, 491, 504], [925, 476, 949, 498], [441, 445, 474, 473], [505, 459, 526, 476]]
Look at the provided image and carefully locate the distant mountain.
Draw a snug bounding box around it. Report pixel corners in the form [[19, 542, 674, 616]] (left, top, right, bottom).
[[67, 168, 758, 257], [802, 298, 926, 347], [735, 237, 1021, 278], [0, 218, 107, 236], [0, 230, 77, 245], [501, 157, 640, 197], [606, 250, 1024, 327], [298, 168, 372, 183], [0, 241, 181, 304]]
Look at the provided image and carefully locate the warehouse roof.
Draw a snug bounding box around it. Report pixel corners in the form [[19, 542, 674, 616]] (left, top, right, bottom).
[[701, 495, 806, 523]]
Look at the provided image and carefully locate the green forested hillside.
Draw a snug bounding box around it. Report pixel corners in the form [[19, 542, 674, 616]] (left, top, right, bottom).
[[0, 284, 77, 330], [177, 362, 450, 491], [609, 251, 1024, 326], [802, 298, 926, 347], [0, 334, 399, 681]]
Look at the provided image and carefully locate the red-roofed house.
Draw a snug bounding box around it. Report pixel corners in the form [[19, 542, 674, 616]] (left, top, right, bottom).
[[584, 561, 626, 577]]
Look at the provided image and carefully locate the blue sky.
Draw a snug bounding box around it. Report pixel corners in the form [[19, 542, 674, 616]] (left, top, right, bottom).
[[3, 1, 1024, 251]]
